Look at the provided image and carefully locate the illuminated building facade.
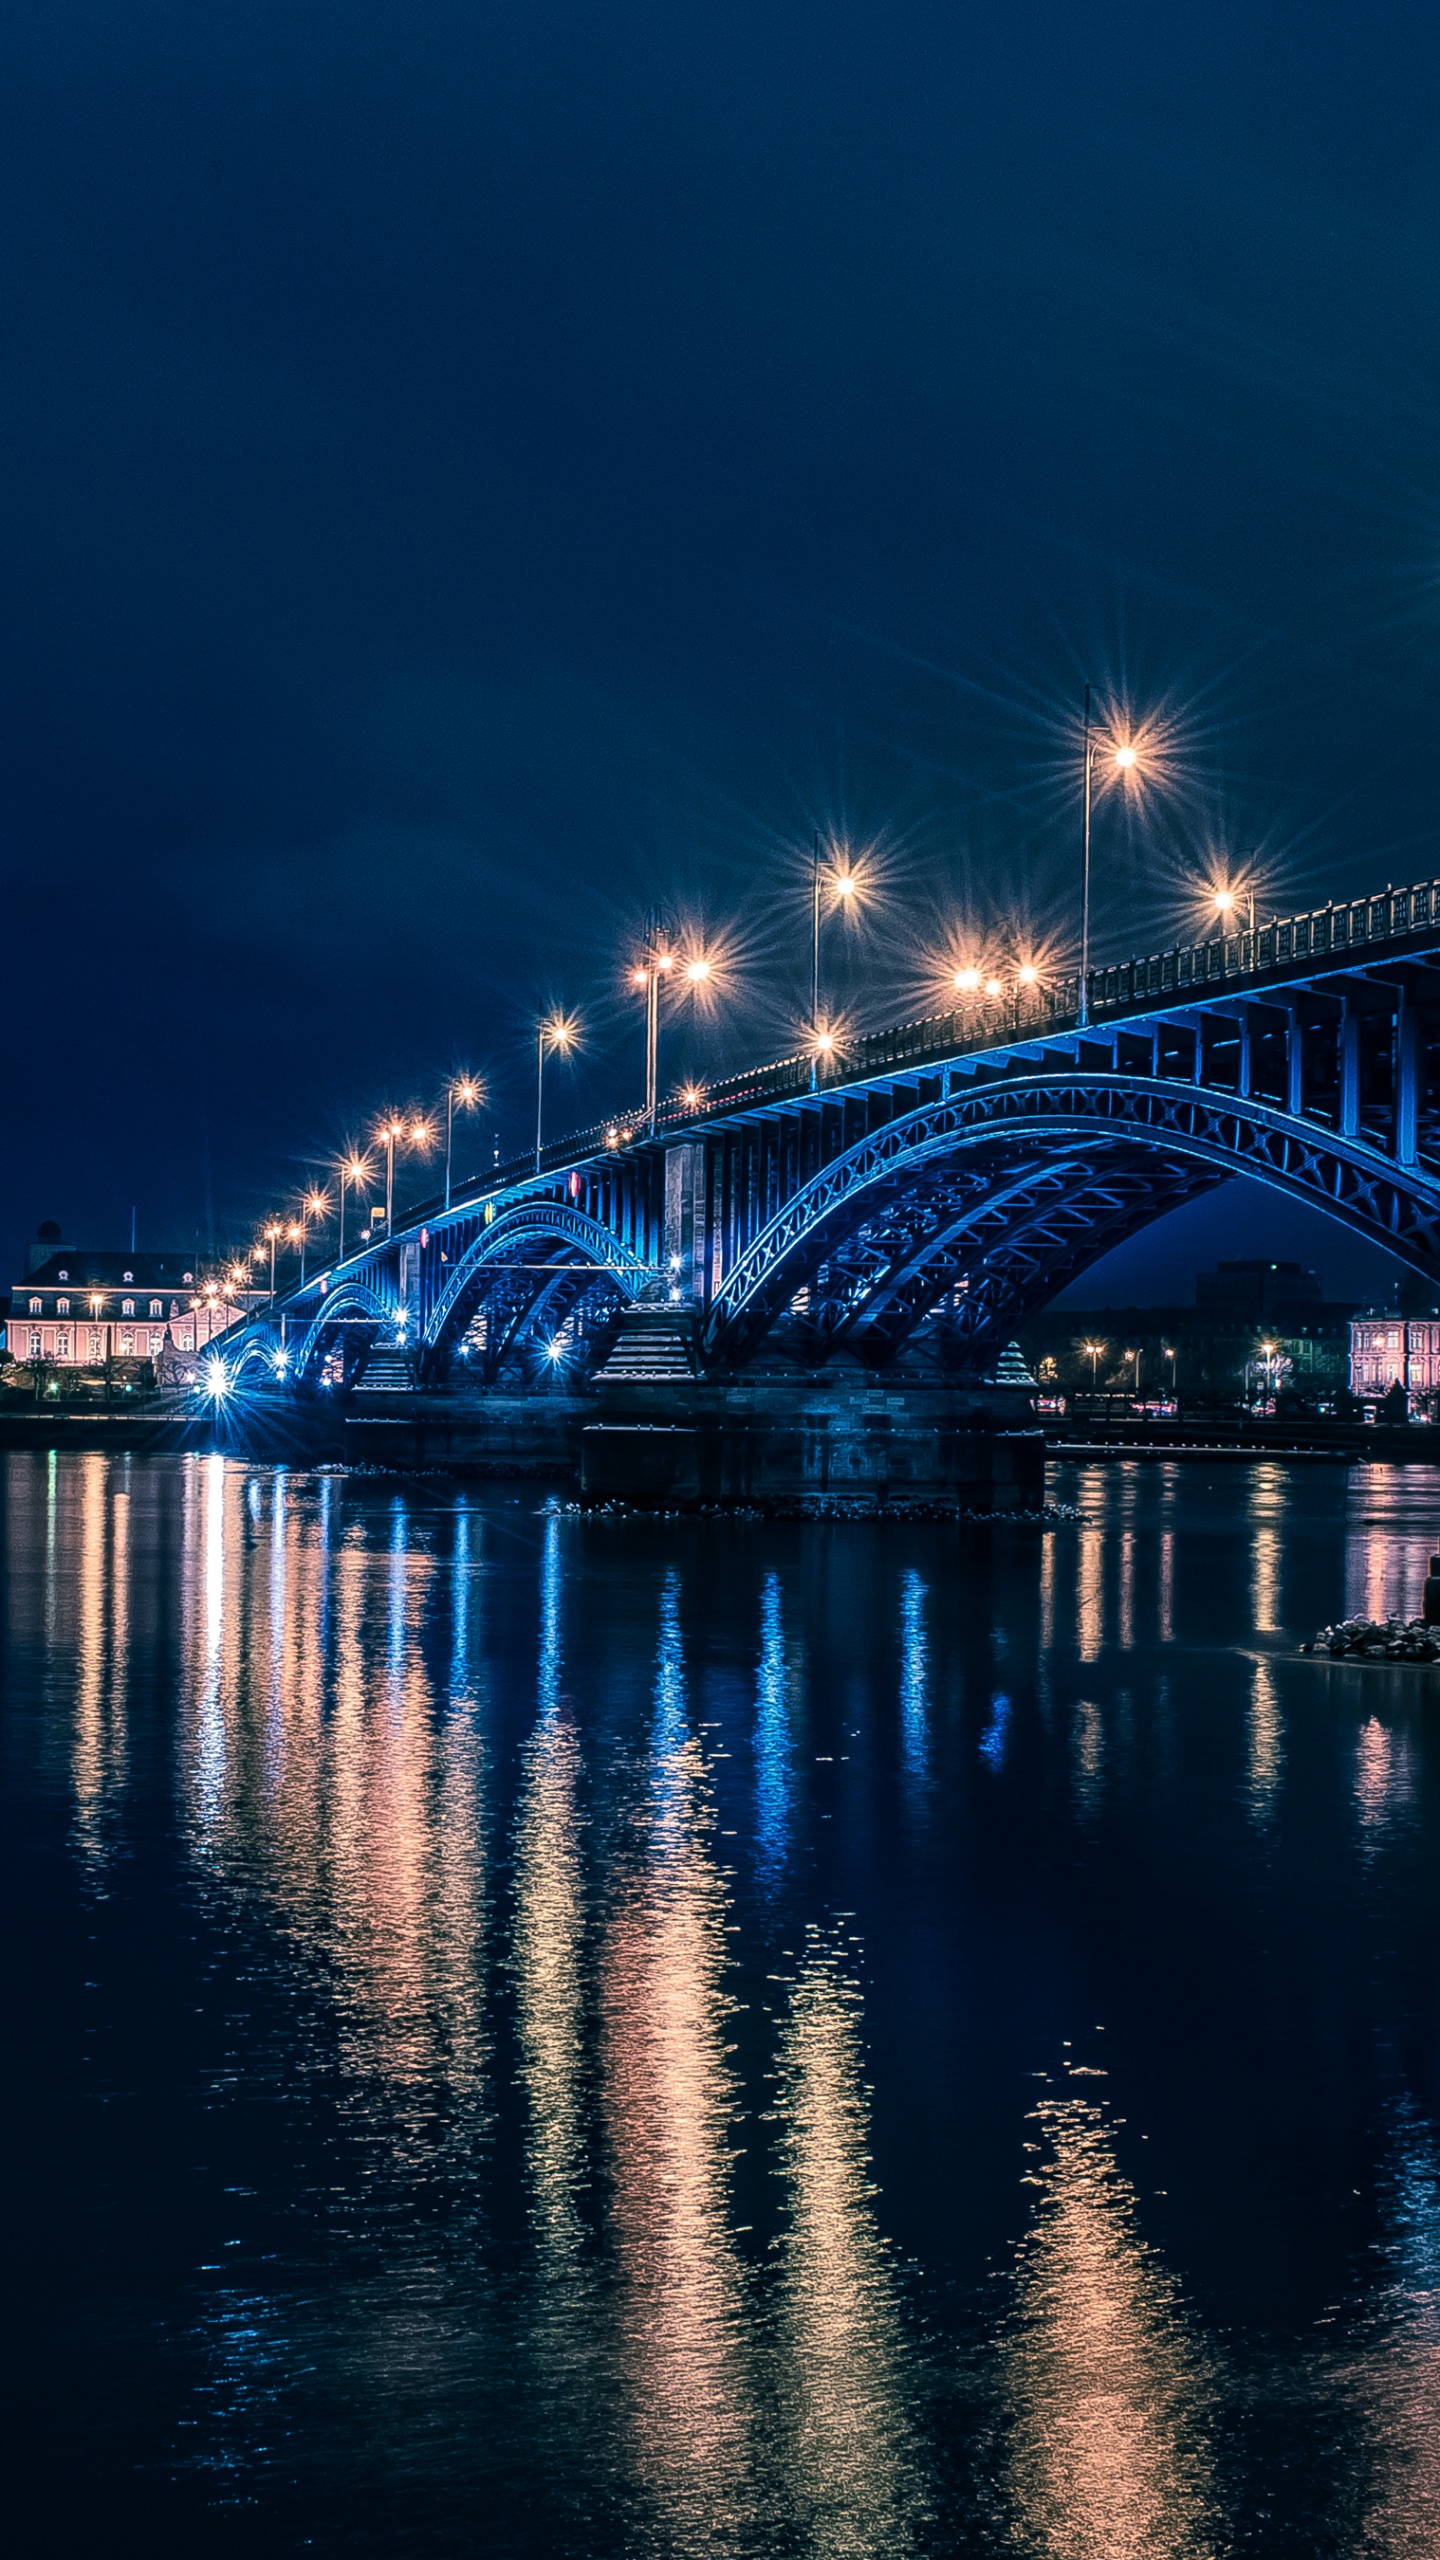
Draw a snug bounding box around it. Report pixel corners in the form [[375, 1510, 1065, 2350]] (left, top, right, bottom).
[[1349, 1316, 1440, 1411], [4, 1245, 241, 1367]]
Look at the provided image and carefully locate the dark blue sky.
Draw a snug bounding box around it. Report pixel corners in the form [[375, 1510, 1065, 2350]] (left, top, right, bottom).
[[3, 1, 1438, 1299]]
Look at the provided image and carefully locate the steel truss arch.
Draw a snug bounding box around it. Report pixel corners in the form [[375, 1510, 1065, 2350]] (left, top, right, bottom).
[[706, 1075, 1440, 1358], [423, 1201, 651, 1356], [290, 1279, 393, 1380]]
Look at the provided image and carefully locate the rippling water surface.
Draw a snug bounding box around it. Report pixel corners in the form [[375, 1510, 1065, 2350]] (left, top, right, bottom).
[[6, 1450, 1440, 2555]]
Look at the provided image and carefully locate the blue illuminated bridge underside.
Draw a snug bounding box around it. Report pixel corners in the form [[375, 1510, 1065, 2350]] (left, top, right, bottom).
[[225, 877, 1440, 1389]]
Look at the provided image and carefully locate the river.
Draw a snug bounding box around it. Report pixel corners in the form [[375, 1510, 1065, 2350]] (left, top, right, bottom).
[[4, 1449, 1440, 2555]]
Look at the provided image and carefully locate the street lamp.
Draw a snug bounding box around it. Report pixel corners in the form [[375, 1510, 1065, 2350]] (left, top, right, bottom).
[[297, 1188, 328, 1285], [535, 1013, 578, 1171], [1080, 685, 1142, 1027], [375, 1116, 430, 1239], [336, 1153, 371, 1262], [810, 835, 860, 1087], [632, 932, 712, 1135], [264, 1221, 282, 1307], [443, 1076, 483, 1211], [1082, 1336, 1106, 1396]]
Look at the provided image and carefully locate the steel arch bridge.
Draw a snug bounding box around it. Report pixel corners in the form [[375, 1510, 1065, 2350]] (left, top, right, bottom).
[[221, 873, 1440, 1391]]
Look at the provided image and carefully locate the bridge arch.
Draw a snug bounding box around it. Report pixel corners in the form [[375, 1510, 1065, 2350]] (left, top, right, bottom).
[[705, 1075, 1440, 1364], [422, 1202, 651, 1378], [291, 1279, 393, 1383]]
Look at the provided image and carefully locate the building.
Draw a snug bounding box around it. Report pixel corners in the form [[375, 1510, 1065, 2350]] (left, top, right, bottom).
[[1349, 1315, 1440, 1411], [1195, 1259, 1322, 1319], [4, 1237, 243, 1368]]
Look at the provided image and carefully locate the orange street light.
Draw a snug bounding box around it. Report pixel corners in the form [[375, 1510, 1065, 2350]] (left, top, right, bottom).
[[1080, 686, 1146, 1026], [535, 1012, 579, 1171]]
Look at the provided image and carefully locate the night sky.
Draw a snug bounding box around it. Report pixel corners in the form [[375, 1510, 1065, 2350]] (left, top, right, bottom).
[[4, 2, 1439, 1303]]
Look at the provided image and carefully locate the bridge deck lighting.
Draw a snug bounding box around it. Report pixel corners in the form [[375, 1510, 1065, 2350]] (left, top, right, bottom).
[[954, 966, 982, 993], [202, 1357, 230, 1401], [1018, 963, 1039, 985], [686, 956, 711, 983], [984, 976, 1003, 997], [1113, 743, 1138, 771], [680, 1083, 703, 1109]]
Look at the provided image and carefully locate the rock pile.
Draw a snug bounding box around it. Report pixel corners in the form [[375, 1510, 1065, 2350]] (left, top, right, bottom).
[[1301, 1615, 1440, 1662]]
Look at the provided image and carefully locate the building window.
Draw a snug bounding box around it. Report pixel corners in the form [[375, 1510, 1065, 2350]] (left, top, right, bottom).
[[57, 1268, 68, 1281], [149, 1300, 162, 1318], [56, 1297, 69, 1315], [120, 1328, 134, 1357], [28, 1297, 40, 1315], [183, 1271, 193, 1283], [88, 1329, 102, 1360], [122, 1270, 133, 1283], [56, 1328, 71, 1359], [169, 1301, 179, 1319], [28, 1328, 41, 1359], [149, 1329, 164, 1356], [122, 1298, 134, 1317]]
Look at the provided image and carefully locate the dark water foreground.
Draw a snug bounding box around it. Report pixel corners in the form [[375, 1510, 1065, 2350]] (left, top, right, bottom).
[[4, 1452, 1440, 2557]]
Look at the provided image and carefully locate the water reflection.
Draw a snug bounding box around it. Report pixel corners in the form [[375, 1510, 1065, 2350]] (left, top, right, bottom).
[[71, 1449, 129, 1879], [1072, 1701, 1104, 1821], [1354, 1714, 1419, 1859], [772, 1930, 926, 2553], [1005, 2074, 1218, 2558], [600, 1574, 754, 2544], [1245, 1657, 1284, 1826], [754, 1573, 793, 1891], [899, 1569, 929, 1784], [1077, 1526, 1104, 1663], [1354, 2099, 1440, 2553], [515, 1508, 588, 2255], [1248, 1468, 1287, 1635]]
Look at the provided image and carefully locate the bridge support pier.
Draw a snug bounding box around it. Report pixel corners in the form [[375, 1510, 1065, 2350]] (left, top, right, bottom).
[[579, 1373, 1044, 1513]]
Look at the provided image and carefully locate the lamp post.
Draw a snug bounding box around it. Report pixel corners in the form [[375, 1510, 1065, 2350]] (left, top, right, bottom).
[[1080, 685, 1139, 1028], [631, 932, 711, 1135], [336, 1154, 370, 1263], [535, 1014, 577, 1172], [1082, 1337, 1106, 1399], [264, 1221, 282, 1307], [444, 1077, 483, 1212], [297, 1189, 328, 1286], [810, 835, 858, 1089], [377, 1117, 408, 1237]]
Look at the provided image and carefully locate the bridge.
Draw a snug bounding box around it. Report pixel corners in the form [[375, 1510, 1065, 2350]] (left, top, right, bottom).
[[218, 874, 1440, 1398]]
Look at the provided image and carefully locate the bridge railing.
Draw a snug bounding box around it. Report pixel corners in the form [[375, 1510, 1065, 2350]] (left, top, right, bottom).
[[313, 869, 1440, 1242]]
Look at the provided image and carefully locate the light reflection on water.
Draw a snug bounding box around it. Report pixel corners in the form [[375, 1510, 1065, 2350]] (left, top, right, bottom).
[[7, 1450, 1440, 2552], [1005, 2077, 1218, 2560]]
